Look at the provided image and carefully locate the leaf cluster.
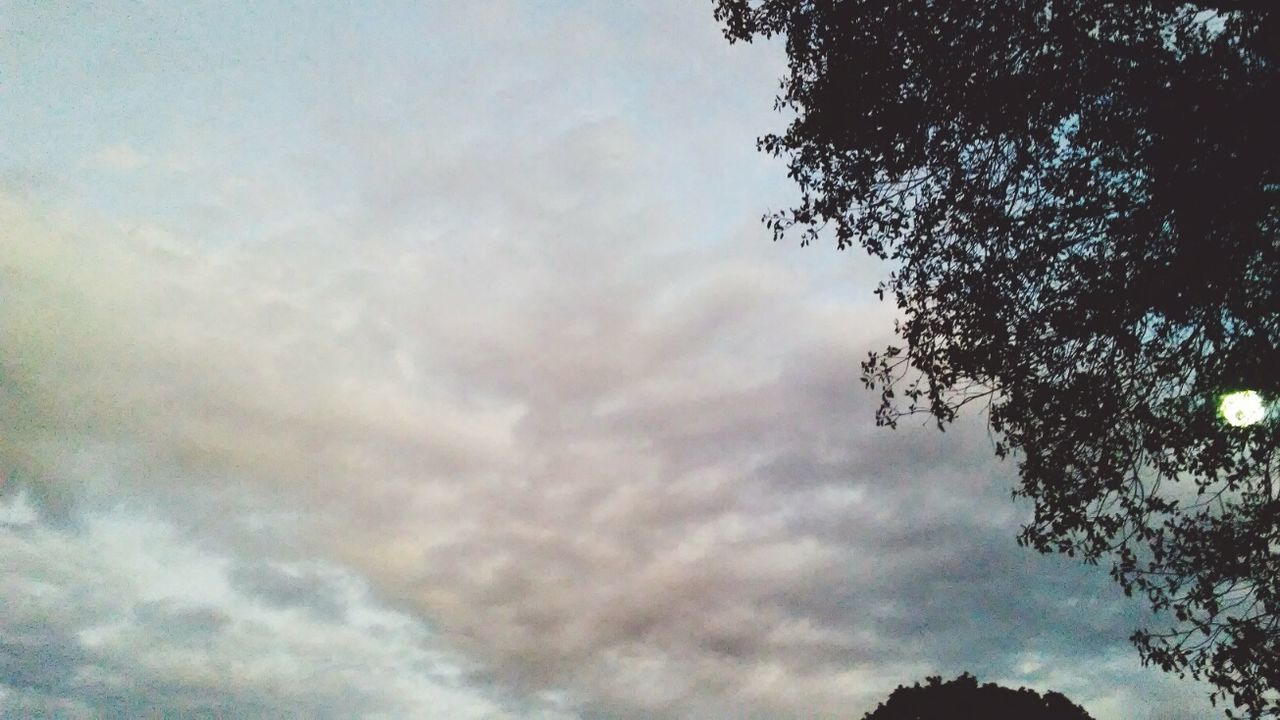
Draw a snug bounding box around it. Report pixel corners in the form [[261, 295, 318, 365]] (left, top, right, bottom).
[[716, 0, 1278, 715]]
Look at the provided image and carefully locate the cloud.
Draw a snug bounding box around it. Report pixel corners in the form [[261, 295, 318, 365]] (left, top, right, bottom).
[[0, 494, 572, 719], [0, 2, 1218, 718], [86, 144, 148, 171], [0, 171, 1211, 717], [228, 560, 349, 621]]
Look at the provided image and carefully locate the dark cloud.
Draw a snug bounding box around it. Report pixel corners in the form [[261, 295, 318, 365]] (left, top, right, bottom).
[[228, 561, 348, 621], [0, 623, 85, 695]]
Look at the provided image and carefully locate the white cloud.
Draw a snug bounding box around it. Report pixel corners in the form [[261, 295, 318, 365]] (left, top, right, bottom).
[[86, 144, 148, 171]]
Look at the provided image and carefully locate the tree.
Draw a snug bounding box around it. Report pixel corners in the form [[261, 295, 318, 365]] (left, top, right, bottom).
[[715, 1, 1278, 716], [861, 673, 1095, 720]]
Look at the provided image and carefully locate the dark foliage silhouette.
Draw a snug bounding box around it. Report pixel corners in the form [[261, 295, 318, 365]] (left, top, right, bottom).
[[715, 1, 1278, 715], [861, 673, 1095, 720]]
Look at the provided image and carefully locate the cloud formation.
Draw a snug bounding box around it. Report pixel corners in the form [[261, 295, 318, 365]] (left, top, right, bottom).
[[0, 495, 572, 718], [0, 2, 1215, 718]]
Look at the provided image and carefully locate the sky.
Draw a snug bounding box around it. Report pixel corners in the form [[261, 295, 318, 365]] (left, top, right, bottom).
[[0, 2, 1217, 718]]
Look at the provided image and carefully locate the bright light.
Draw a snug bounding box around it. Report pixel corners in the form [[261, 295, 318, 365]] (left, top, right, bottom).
[[1219, 390, 1266, 427]]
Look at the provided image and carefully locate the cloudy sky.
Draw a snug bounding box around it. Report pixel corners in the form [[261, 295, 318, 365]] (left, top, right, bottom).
[[1, 2, 1215, 718]]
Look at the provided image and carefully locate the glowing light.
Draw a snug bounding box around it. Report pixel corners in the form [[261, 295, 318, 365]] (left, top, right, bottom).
[[1219, 390, 1266, 427]]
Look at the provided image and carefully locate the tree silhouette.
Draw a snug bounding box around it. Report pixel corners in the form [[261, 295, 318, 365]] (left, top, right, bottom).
[[715, 1, 1277, 715], [861, 673, 1095, 720]]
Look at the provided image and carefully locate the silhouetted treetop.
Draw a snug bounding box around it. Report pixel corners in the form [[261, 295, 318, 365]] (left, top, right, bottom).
[[861, 673, 1096, 720], [716, 1, 1277, 716]]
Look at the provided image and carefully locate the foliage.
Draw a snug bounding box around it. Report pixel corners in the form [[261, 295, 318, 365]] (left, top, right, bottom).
[[861, 673, 1095, 720], [716, 0, 1278, 715]]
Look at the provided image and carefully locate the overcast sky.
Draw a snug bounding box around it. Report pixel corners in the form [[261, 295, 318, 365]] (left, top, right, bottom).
[[1, 2, 1216, 718]]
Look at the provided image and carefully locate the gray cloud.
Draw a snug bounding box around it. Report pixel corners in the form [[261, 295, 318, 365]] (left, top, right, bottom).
[[0, 139, 1213, 720], [228, 561, 349, 621], [0, 2, 1220, 718], [0, 498, 571, 719], [0, 623, 86, 697]]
